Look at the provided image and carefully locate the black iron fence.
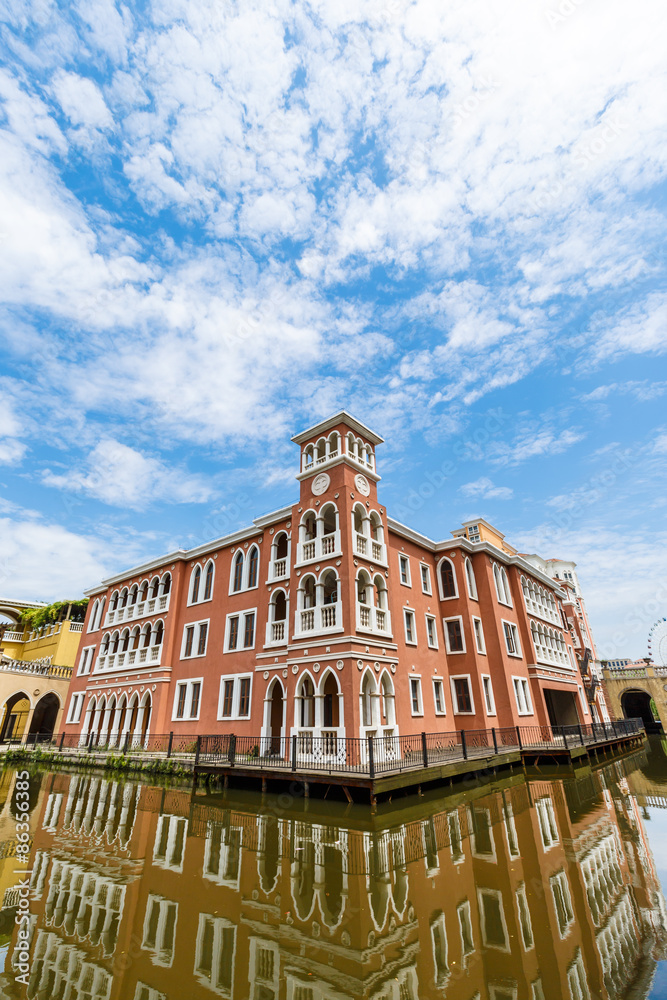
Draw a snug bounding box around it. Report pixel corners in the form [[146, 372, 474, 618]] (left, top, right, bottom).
[[1, 717, 645, 778]]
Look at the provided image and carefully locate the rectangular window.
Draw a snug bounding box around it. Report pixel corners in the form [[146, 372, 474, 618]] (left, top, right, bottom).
[[217, 674, 253, 721], [222, 680, 234, 718], [457, 901, 475, 959], [433, 679, 446, 715], [513, 677, 533, 715], [478, 888, 509, 951], [482, 676, 496, 716], [516, 886, 534, 950], [399, 555, 411, 586], [452, 676, 473, 714], [243, 612, 255, 648], [551, 871, 574, 938], [78, 647, 95, 676], [238, 677, 251, 717], [445, 617, 465, 653], [410, 677, 423, 715], [426, 616, 438, 648], [228, 616, 239, 650], [173, 680, 202, 721], [536, 797, 559, 849], [503, 621, 521, 656], [404, 609, 416, 644], [190, 682, 201, 719], [420, 564, 432, 594], [67, 693, 83, 723], [176, 685, 187, 719], [472, 617, 486, 654], [182, 621, 208, 658], [578, 685, 589, 715]]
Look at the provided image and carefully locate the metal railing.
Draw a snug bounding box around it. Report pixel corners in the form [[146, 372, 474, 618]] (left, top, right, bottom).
[[4, 718, 644, 776]]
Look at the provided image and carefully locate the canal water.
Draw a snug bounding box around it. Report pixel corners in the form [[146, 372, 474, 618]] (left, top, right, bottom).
[[1, 741, 667, 1000]]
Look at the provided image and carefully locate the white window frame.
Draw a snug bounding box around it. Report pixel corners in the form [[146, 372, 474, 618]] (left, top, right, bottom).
[[403, 608, 417, 645], [436, 556, 459, 600], [67, 692, 84, 724], [464, 557, 478, 600], [450, 674, 475, 715], [443, 615, 466, 654], [477, 887, 510, 952], [172, 678, 203, 721], [493, 563, 513, 607], [502, 619, 522, 658], [472, 616, 486, 654], [223, 608, 257, 652], [481, 675, 496, 716], [425, 614, 438, 649], [217, 673, 253, 721], [420, 563, 432, 595], [77, 645, 96, 676], [180, 619, 210, 659], [409, 676, 423, 716], [577, 685, 589, 716], [512, 676, 533, 716], [432, 678, 446, 716], [398, 554, 411, 587]]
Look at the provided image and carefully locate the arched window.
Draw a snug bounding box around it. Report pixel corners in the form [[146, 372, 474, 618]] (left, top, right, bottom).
[[110, 591, 119, 611], [149, 576, 160, 599], [357, 569, 372, 604], [232, 552, 244, 592], [142, 625, 152, 648], [111, 631, 120, 653], [464, 558, 477, 600], [161, 573, 171, 596], [121, 629, 130, 652], [373, 574, 388, 609], [493, 564, 511, 605], [101, 633, 111, 654], [88, 600, 99, 632], [439, 559, 457, 599], [316, 438, 326, 462], [191, 565, 201, 603], [272, 590, 287, 621], [247, 547, 259, 588], [300, 575, 316, 609], [321, 503, 337, 536], [299, 676, 315, 728], [120, 588, 128, 608], [130, 626, 140, 650], [153, 621, 164, 646], [130, 585, 138, 605], [361, 672, 377, 728], [203, 561, 214, 600], [322, 672, 340, 728], [322, 569, 338, 605], [139, 581, 149, 602]]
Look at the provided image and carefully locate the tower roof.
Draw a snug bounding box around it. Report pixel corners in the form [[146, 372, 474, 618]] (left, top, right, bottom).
[[291, 411, 384, 446]]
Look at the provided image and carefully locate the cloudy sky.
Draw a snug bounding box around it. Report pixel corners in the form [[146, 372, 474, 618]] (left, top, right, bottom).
[[1, 0, 666, 658]]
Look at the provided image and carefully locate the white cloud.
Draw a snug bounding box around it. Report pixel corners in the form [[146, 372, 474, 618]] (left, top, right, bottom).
[[0, 394, 26, 466], [588, 293, 667, 362], [51, 70, 113, 129], [488, 427, 584, 467], [459, 477, 513, 500], [42, 440, 214, 509]]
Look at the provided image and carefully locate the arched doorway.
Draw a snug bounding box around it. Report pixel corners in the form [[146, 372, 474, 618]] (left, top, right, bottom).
[[621, 689, 663, 733], [0, 693, 31, 743], [27, 693, 60, 744], [268, 682, 284, 755]]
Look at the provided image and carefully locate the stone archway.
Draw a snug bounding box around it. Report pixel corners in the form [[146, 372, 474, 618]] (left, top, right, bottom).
[[0, 692, 31, 742], [27, 692, 60, 743], [621, 689, 663, 733]]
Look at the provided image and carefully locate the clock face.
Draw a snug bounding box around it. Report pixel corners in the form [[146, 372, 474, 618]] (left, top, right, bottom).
[[311, 473, 330, 496], [355, 474, 370, 496]]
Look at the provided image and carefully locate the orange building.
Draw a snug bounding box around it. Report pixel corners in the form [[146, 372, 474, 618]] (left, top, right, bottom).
[[61, 413, 603, 750]]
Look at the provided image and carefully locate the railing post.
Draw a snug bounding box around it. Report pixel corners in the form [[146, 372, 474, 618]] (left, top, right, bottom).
[[368, 735, 375, 779], [602, 720, 608, 740], [491, 728, 498, 754], [577, 724, 584, 745], [516, 726, 522, 750], [562, 726, 569, 749], [460, 730, 467, 760], [167, 732, 173, 759], [195, 735, 201, 766], [123, 730, 131, 754], [229, 734, 236, 767], [59, 731, 65, 752], [421, 732, 428, 768], [292, 734, 297, 771], [88, 731, 95, 753]]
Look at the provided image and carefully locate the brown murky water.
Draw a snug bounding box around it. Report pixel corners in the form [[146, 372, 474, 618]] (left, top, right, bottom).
[[1, 739, 667, 999]]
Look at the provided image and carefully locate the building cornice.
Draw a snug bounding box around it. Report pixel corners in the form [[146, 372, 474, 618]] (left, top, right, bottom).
[[291, 411, 384, 446]]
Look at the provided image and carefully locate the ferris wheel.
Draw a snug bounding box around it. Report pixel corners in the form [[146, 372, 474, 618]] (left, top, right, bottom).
[[648, 618, 667, 667]]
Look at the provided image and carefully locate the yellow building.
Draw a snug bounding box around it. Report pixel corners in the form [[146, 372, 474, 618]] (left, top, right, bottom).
[[0, 598, 85, 743]]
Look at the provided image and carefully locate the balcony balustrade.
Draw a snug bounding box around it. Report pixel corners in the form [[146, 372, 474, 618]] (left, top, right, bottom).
[[294, 601, 342, 637], [96, 643, 163, 672], [353, 532, 387, 565], [104, 593, 170, 627], [268, 558, 288, 582], [296, 530, 341, 565], [265, 620, 287, 646], [523, 598, 561, 626], [356, 603, 392, 635]]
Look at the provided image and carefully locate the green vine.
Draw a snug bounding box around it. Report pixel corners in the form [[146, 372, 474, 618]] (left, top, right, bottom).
[[19, 598, 89, 630]]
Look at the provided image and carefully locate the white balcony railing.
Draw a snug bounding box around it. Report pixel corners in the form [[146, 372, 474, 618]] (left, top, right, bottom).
[[353, 533, 387, 565], [356, 603, 392, 635], [265, 620, 287, 646], [294, 602, 343, 637], [296, 530, 341, 566], [294, 728, 346, 762], [2, 631, 24, 642], [523, 598, 560, 626], [104, 593, 170, 627], [269, 559, 288, 582], [96, 644, 163, 672]]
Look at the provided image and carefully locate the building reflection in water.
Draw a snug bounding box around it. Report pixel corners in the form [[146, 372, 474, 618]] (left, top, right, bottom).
[[4, 751, 667, 1000]]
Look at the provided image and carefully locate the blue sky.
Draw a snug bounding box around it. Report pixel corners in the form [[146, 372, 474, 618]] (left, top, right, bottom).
[[1, 0, 666, 658]]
